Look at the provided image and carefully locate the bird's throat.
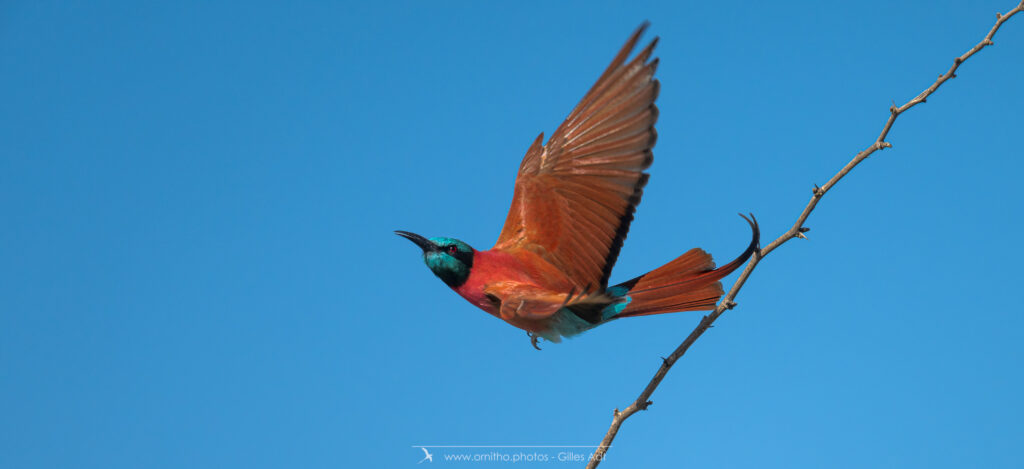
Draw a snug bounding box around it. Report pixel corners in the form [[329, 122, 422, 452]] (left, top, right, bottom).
[[424, 252, 472, 288]]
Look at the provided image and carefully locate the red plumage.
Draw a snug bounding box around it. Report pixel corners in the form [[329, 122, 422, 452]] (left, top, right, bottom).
[[400, 24, 760, 347]]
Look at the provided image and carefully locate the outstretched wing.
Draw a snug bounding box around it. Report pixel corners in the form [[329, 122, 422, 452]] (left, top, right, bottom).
[[493, 24, 660, 290]]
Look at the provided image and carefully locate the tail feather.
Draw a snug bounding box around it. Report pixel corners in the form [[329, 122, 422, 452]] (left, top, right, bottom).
[[610, 214, 759, 319]]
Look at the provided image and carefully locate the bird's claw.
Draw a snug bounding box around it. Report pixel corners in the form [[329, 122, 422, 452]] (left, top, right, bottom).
[[527, 331, 542, 351]]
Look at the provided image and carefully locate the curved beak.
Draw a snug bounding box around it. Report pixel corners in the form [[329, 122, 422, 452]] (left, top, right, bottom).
[[395, 230, 436, 252]]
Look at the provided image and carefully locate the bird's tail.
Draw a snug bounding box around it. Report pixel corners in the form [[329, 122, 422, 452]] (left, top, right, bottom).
[[605, 214, 759, 319]]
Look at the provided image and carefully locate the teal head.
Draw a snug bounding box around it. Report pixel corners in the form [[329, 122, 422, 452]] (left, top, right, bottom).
[[395, 231, 475, 288]]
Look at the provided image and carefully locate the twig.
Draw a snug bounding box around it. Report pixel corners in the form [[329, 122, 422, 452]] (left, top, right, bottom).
[[586, 3, 1024, 467]]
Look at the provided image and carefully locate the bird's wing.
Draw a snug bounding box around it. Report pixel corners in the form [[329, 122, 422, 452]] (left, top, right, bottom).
[[493, 24, 659, 290], [483, 282, 615, 321], [484, 282, 570, 320]]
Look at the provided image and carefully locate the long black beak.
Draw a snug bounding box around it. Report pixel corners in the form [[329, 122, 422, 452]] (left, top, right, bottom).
[[395, 230, 436, 252]]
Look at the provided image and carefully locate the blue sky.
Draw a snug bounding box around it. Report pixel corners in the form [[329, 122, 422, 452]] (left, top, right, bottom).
[[2, 1, 1023, 468]]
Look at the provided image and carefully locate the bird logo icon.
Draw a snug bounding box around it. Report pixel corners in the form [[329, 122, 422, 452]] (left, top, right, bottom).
[[417, 447, 433, 463]]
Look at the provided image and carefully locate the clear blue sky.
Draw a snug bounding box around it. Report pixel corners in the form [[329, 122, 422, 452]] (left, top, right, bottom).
[[2, 1, 1023, 468]]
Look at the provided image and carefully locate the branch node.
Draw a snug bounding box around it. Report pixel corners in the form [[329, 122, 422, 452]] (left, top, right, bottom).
[[799, 226, 811, 233], [639, 401, 653, 411], [812, 184, 824, 196], [660, 356, 670, 366], [889, 104, 898, 114], [984, 39, 995, 46], [795, 232, 808, 240], [723, 301, 737, 310], [997, 12, 1002, 19], [613, 408, 620, 418], [954, 56, 964, 65]]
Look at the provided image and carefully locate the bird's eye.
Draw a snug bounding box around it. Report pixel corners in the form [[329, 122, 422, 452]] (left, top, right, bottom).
[[446, 245, 458, 254]]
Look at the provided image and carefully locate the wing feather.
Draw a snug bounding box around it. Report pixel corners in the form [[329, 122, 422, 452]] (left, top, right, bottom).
[[494, 24, 659, 289]]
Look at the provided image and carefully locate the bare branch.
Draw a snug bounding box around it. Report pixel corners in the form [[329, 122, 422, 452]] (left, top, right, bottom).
[[586, 3, 1024, 467]]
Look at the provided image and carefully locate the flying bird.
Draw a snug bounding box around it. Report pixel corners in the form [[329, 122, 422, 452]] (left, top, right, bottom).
[[418, 447, 433, 464], [397, 24, 759, 349]]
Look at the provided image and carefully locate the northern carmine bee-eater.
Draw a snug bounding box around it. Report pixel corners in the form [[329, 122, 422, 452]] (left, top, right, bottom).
[[398, 24, 759, 349]]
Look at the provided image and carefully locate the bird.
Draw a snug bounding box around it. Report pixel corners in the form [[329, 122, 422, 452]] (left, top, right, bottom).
[[418, 447, 433, 464], [397, 23, 759, 350]]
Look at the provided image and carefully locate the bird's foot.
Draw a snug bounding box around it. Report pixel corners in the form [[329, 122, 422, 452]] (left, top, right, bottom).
[[526, 331, 542, 351]]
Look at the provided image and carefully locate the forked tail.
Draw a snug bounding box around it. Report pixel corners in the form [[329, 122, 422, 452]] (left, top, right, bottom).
[[607, 214, 759, 319]]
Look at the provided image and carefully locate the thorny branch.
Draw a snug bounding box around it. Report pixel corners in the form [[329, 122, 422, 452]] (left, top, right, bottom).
[[586, 3, 1024, 467]]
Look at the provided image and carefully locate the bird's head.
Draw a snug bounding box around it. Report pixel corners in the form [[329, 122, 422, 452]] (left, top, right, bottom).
[[395, 231, 475, 288]]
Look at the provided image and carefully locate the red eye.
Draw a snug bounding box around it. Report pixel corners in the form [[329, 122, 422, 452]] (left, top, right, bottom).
[[447, 245, 458, 254]]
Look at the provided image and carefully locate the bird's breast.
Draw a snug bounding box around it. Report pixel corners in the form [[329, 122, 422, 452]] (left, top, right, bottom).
[[453, 248, 572, 317]]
